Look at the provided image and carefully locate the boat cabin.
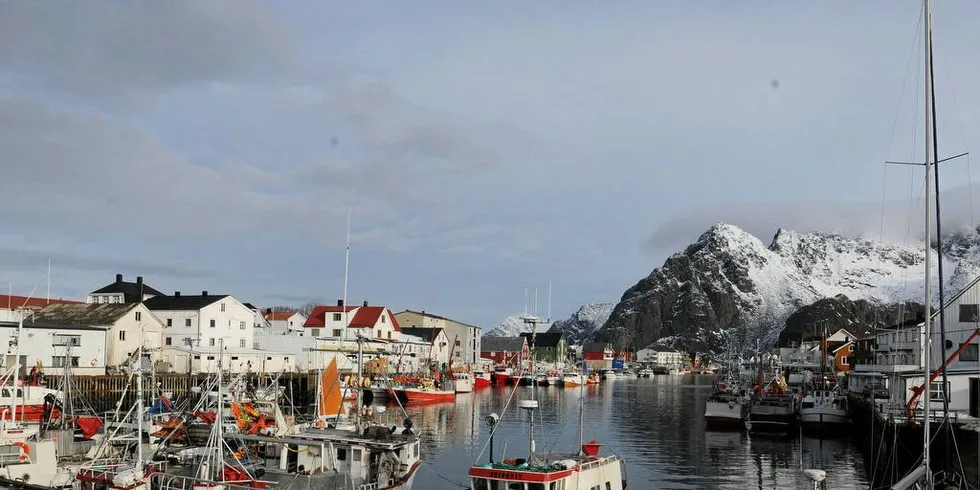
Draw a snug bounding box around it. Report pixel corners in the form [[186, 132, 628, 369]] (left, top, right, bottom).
[[469, 442, 626, 490]]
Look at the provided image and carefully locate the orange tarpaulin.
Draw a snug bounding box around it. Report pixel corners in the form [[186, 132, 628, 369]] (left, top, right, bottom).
[[318, 358, 345, 417]]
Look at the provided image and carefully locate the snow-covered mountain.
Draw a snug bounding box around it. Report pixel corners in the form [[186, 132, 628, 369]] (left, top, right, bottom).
[[548, 302, 614, 345], [601, 222, 980, 353], [485, 315, 553, 337]]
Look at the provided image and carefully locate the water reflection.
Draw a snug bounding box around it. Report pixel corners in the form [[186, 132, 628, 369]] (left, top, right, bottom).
[[396, 376, 870, 489]]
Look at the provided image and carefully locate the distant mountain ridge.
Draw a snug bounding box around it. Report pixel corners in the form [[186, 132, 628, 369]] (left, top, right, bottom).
[[486, 302, 613, 343], [598, 222, 980, 353]]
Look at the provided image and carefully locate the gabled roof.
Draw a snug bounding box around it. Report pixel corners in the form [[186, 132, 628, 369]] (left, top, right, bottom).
[[481, 336, 526, 352], [26, 303, 138, 327], [144, 294, 228, 311], [349, 306, 401, 331], [520, 332, 564, 348], [304, 305, 358, 328], [242, 303, 257, 310], [264, 311, 296, 321], [90, 274, 163, 302], [400, 327, 445, 342], [394, 309, 481, 329], [832, 341, 854, 354], [0, 294, 82, 310]]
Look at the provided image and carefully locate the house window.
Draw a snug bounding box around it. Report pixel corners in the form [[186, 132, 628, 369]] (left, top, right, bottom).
[[239, 321, 246, 329], [166, 318, 173, 327], [456, 340, 461, 346], [231, 356, 239, 361], [332, 313, 342, 321], [194, 355, 201, 360], [165, 337, 172, 346], [220, 303, 226, 312], [312, 329, 320, 337], [333, 329, 342, 337], [239, 339, 246, 348], [930, 381, 949, 402], [119, 331, 126, 341], [381, 315, 386, 324], [387, 331, 392, 339], [377, 330, 381, 338], [135, 311, 141, 321], [209, 338, 215, 347], [185, 318, 192, 327], [210, 319, 216, 328], [848, 344, 854, 352], [959, 304, 979, 322], [841, 356, 848, 365], [961, 343, 979, 362], [206, 356, 214, 360]]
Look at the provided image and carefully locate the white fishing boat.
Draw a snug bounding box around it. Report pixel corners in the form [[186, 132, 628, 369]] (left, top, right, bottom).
[[469, 355, 628, 489], [704, 368, 748, 431], [452, 372, 474, 393]]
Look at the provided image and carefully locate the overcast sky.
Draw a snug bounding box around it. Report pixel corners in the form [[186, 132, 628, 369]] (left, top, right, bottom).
[[2, 1, 980, 329]]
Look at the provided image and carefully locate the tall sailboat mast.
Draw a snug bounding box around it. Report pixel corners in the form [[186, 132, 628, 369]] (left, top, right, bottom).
[[921, 0, 934, 481]]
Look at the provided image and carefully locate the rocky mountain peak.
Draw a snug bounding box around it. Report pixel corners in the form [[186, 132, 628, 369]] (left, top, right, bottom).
[[600, 222, 980, 354]]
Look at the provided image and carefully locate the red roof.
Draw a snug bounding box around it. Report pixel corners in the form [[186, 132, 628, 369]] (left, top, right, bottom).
[[304, 305, 400, 331], [0, 294, 82, 310], [303, 305, 357, 328], [264, 311, 294, 321]]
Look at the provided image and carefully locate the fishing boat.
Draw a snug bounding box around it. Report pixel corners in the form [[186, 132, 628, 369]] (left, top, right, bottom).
[[472, 370, 492, 389], [468, 354, 628, 489], [452, 372, 474, 393], [747, 376, 798, 434], [637, 368, 653, 378], [388, 379, 455, 404], [704, 374, 748, 431], [561, 372, 585, 387], [491, 366, 513, 386]]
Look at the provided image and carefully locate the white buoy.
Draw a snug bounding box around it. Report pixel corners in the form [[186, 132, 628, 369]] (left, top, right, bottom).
[[803, 469, 827, 490]]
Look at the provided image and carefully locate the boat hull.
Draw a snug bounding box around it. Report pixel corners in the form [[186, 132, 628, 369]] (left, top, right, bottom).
[[473, 374, 492, 388], [392, 388, 455, 404], [799, 409, 850, 435]]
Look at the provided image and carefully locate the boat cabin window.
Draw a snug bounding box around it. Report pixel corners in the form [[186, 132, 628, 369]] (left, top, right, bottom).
[[352, 448, 362, 461], [337, 448, 347, 460], [0, 389, 7, 397]]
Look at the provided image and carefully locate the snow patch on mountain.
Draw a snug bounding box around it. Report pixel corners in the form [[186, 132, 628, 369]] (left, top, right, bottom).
[[548, 302, 615, 344], [602, 222, 980, 351], [485, 315, 553, 337]]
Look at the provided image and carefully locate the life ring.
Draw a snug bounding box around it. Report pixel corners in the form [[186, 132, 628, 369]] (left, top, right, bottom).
[[314, 419, 325, 428], [90, 358, 97, 367], [14, 441, 29, 461]]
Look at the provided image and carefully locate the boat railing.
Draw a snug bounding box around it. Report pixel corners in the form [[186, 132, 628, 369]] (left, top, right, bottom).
[[357, 483, 380, 490], [148, 471, 273, 490], [579, 455, 618, 471]]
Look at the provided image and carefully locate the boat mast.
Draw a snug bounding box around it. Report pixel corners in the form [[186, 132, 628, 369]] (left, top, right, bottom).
[[921, 0, 934, 482], [925, 0, 950, 432], [343, 207, 351, 335], [136, 330, 144, 471]]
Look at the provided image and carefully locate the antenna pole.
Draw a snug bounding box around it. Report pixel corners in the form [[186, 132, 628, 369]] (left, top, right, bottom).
[[343, 208, 351, 329], [547, 281, 552, 322], [46, 259, 51, 304], [523, 288, 528, 316], [922, 0, 934, 483]]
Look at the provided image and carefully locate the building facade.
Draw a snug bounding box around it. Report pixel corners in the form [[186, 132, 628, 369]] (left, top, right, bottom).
[[147, 291, 256, 352], [636, 346, 688, 368], [519, 332, 567, 363], [399, 327, 451, 370], [0, 322, 108, 376], [480, 337, 528, 365], [263, 310, 307, 336], [393, 310, 482, 364], [305, 301, 400, 341]]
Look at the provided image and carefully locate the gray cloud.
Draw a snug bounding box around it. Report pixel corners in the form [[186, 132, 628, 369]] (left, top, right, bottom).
[[0, 1, 297, 100], [0, 246, 208, 278], [644, 183, 980, 253]]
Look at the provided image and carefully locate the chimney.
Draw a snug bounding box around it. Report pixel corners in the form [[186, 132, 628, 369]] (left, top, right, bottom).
[[136, 276, 143, 286], [265, 307, 272, 314], [116, 273, 123, 283], [337, 299, 344, 307], [175, 291, 181, 298], [363, 300, 368, 307], [202, 291, 208, 297]]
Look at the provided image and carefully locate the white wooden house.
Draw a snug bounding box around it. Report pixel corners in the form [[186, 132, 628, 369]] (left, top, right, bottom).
[[304, 300, 401, 341]]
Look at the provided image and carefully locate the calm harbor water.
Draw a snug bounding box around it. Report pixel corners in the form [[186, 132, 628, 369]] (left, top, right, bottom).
[[400, 375, 871, 490]]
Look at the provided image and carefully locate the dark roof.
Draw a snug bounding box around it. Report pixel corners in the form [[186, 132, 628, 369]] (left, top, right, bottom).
[[481, 336, 526, 352], [144, 293, 227, 311], [520, 332, 564, 348], [0, 321, 107, 331], [583, 341, 611, 353], [89, 274, 163, 303], [400, 327, 445, 342], [395, 309, 480, 329], [242, 303, 257, 310], [26, 303, 137, 327]]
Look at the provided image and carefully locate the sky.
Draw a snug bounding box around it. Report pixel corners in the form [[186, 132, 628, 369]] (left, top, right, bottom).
[[3, 1, 980, 330]]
